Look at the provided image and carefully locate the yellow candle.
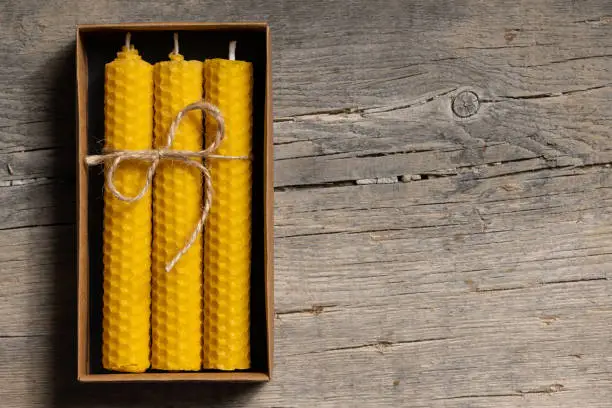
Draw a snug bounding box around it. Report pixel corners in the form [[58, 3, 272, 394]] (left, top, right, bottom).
[[202, 42, 253, 370], [151, 43, 204, 371], [102, 39, 153, 373]]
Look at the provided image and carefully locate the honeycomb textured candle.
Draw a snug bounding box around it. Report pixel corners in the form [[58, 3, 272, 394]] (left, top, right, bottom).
[[102, 46, 153, 373], [203, 58, 253, 370], [151, 53, 203, 371]]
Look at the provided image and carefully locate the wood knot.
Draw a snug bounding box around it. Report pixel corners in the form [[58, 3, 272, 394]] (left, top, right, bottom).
[[452, 91, 480, 118]]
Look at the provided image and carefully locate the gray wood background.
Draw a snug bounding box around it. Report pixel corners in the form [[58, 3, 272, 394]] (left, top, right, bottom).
[[1, 0, 611, 406]]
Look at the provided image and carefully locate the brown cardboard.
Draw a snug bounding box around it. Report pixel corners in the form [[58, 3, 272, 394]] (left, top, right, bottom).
[[76, 23, 273, 382]]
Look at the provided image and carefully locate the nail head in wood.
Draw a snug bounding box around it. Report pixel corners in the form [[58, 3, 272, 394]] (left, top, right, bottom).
[[452, 90, 480, 118]]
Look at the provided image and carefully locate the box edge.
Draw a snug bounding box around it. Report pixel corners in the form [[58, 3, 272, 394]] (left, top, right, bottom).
[[78, 372, 270, 383], [264, 23, 274, 380], [77, 22, 269, 31], [76, 26, 90, 381], [76, 22, 273, 382]]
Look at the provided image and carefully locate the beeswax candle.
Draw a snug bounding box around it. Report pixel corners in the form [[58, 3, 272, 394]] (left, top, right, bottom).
[[203, 41, 253, 370], [151, 36, 204, 371], [102, 36, 153, 373]]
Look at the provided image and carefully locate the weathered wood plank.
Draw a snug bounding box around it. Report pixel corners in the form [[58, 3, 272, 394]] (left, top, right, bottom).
[[1, 280, 611, 407], [0, 179, 73, 230], [4, 85, 611, 187], [0, 0, 610, 152], [274, 87, 611, 186], [0, 225, 74, 336]]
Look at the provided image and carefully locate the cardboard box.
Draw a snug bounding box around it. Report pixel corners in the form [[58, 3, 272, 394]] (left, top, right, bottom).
[[76, 23, 274, 382]]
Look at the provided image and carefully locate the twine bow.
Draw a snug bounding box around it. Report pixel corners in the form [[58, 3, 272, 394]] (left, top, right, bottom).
[[86, 100, 249, 272]]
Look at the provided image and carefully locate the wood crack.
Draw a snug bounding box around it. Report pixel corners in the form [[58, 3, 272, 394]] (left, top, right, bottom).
[[0, 222, 73, 232], [274, 106, 367, 122], [354, 148, 438, 159], [477, 165, 567, 181], [466, 277, 609, 295], [521, 55, 612, 68], [0, 146, 61, 156], [472, 285, 527, 294], [542, 277, 608, 286], [277, 159, 612, 191], [519, 383, 566, 395], [435, 384, 565, 400], [277, 230, 351, 239], [278, 227, 406, 239], [573, 16, 612, 24], [0, 333, 46, 339], [0, 176, 58, 187], [273, 136, 327, 146], [458, 43, 555, 50], [434, 393, 522, 400], [482, 84, 609, 102], [274, 87, 457, 122], [276, 304, 337, 317], [275, 180, 356, 192], [275, 151, 350, 162], [362, 88, 458, 114], [361, 71, 426, 87], [0, 119, 54, 131], [289, 337, 454, 356]]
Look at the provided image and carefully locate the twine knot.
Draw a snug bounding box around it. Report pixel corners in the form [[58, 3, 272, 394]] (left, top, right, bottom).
[[85, 100, 249, 272]]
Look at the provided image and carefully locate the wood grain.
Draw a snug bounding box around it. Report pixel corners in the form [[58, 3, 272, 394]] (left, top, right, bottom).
[[0, 0, 611, 406]]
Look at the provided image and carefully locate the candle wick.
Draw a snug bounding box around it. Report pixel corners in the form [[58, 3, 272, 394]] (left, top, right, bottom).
[[125, 32, 131, 50], [173, 32, 179, 55], [229, 41, 236, 61]]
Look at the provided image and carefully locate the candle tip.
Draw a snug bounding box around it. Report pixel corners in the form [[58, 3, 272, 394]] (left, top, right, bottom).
[[229, 41, 236, 61], [173, 32, 179, 55], [125, 32, 131, 50]]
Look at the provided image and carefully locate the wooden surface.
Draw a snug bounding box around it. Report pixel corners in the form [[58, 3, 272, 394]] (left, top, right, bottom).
[[0, 0, 611, 406]]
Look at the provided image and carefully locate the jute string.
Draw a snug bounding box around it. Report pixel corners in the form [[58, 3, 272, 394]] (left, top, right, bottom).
[[85, 100, 249, 272]]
